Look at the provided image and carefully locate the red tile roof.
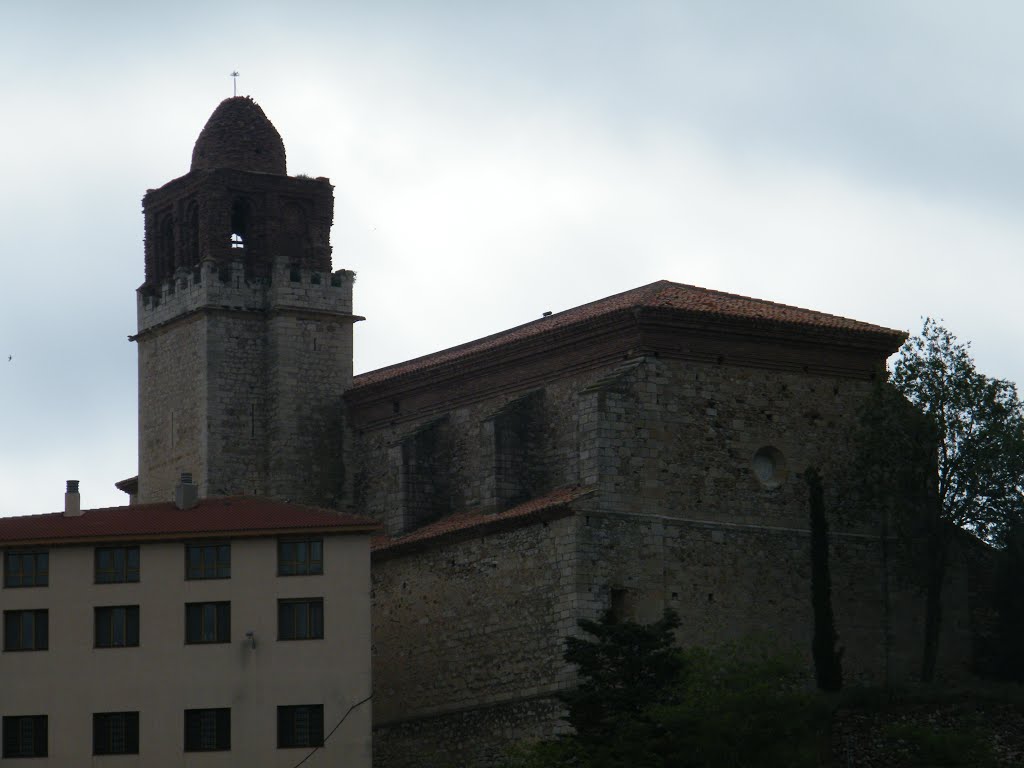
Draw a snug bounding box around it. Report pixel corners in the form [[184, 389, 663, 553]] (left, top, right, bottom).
[[372, 485, 594, 558], [0, 497, 378, 545], [353, 280, 905, 388]]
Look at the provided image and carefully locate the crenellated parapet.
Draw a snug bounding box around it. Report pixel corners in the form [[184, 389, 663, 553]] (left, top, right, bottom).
[[136, 260, 355, 336]]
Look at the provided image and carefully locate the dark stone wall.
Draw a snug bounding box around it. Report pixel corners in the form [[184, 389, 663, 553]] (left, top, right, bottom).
[[374, 696, 565, 768], [359, 352, 986, 767]]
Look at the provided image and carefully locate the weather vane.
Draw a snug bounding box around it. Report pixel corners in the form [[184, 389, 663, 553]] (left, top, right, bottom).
[[231, 70, 239, 97]]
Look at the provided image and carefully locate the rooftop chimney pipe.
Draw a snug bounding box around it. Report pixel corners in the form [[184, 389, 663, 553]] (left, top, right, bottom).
[[64, 480, 82, 517], [175, 472, 199, 510]]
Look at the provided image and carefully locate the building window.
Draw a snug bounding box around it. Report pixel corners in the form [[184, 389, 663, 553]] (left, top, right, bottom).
[[2, 715, 47, 758], [93, 712, 139, 755], [277, 705, 324, 749], [95, 546, 140, 584], [95, 606, 140, 648], [491, 389, 547, 511], [184, 708, 230, 752], [4, 550, 48, 588], [278, 598, 324, 640], [398, 418, 452, 533], [185, 602, 231, 644], [186, 543, 231, 580], [278, 539, 323, 576], [3, 609, 48, 651]]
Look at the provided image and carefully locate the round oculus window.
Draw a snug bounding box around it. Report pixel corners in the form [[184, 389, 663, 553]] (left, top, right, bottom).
[[752, 446, 787, 488]]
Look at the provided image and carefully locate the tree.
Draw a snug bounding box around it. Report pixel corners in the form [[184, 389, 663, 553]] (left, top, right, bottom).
[[554, 609, 682, 767], [889, 318, 1024, 681], [511, 611, 825, 768]]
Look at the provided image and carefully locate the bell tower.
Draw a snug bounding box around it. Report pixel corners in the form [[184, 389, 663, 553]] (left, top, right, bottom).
[[133, 97, 358, 507]]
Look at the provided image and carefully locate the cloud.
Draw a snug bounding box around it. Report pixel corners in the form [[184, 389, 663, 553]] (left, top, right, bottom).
[[2, 1, 1023, 516]]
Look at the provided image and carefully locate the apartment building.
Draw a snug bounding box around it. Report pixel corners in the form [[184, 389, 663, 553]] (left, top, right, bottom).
[[0, 480, 375, 765]]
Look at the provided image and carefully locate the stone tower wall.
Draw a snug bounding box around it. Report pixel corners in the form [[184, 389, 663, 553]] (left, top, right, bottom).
[[136, 259, 355, 505], [136, 312, 207, 504]]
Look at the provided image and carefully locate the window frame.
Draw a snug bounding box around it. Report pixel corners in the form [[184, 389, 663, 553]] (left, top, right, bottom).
[[94, 605, 140, 648], [2, 715, 47, 758], [277, 704, 324, 749], [277, 598, 324, 641], [185, 602, 231, 644], [3, 609, 48, 652], [185, 542, 231, 580], [184, 708, 230, 752], [93, 711, 139, 756], [3, 550, 48, 588], [277, 538, 324, 576], [94, 545, 140, 584]]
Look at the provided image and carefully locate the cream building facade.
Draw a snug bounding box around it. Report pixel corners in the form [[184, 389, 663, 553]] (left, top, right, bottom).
[[0, 482, 375, 765]]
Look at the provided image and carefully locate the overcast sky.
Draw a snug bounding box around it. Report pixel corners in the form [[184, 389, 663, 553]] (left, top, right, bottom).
[[1, 1, 1023, 516]]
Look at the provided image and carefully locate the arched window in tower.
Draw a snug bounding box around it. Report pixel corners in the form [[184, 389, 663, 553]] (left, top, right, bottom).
[[157, 215, 174, 280], [230, 198, 251, 250], [184, 201, 200, 267], [281, 202, 309, 264]]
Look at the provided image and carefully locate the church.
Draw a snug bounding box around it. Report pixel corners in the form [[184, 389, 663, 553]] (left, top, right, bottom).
[[2, 96, 992, 766]]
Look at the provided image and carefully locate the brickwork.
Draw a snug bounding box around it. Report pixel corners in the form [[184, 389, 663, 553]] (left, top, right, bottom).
[[142, 169, 333, 288]]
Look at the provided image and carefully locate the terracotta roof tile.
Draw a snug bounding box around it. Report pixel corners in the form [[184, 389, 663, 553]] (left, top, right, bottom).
[[0, 497, 377, 545], [353, 280, 905, 388], [372, 485, 594, 557]]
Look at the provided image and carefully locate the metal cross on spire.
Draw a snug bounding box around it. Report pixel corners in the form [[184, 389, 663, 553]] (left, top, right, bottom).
[[231, 71, 239, 97]]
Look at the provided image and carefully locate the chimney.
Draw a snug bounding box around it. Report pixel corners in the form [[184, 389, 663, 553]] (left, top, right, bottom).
[[175, 472, 199, 510], [64, 480, 82, 517]]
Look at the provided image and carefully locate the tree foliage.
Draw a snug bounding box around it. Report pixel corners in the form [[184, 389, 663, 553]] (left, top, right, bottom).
[[560, 608, 683, 747], [880, 319, 1024, 681], [511, 611, 826, 768], [890, 318, 1024, 542]]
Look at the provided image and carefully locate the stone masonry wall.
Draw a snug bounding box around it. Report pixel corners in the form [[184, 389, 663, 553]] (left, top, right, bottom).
[[353, 371, 586, 533], [353, 354, 874, 534], [266, 306, 353, 507], [575, 511, 975, 688], [357, 351, 980, 767], [137, 314, 206, 504], [137, 260, 353, 504], [576, 355, 875, 531], [374, 697, 564, 768], [372, 516, 578, 722]]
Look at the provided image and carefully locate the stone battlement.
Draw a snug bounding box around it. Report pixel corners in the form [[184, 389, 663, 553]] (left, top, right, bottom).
[[137, 258, 354, 333]]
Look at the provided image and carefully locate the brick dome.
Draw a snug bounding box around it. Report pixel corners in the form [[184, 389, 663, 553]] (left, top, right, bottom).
[[191, 97, 287, 174]]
